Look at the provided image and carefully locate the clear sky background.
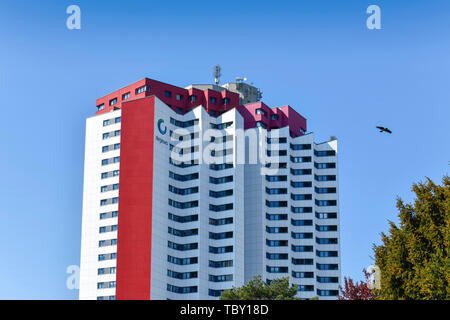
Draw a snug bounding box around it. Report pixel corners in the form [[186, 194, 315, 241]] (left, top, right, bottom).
[[0, 0, 449, 299]]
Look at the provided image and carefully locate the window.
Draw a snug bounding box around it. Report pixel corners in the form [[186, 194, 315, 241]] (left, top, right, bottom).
[[167, 255, 198, 265], [290, 156, 312, 163], [266, 266, 288, 273], [97, 104, 105, 111], [209, 289, 223, 297], [115, 117, 121, 123], [209, 163, 233, 171], [97, 296, 116, 300], [265, 175, 287, 182], [170, 117, 199, 128], [291, 194, 312, 200], [99, 225, 118, 233], [267, 137, 287, 144], [317, 289, 339, 296], [222, 98, 230, 105], [266, 213, 288, 221], [315, 174, 336, 181], [267, 150, 287, 156], [209, 260, 233, 268], [210, 121, 233, 130], [266, 226, 288, 234], [209, 231, 233, 240], [168, 213, 198, 223], [291, 232, 313, 239], [314, 150, 336, 157], [169, 185, 198, 196], [98, 253, 116, 261], [168, 199, 198, 209], [266, 187, 287, 195], [209, 97, 217, 104], [209, 245, 233, 254], [316, 225, 338, 232], [316, 263, 339, 270], [316, 237, 338, 244], [315, 200, 337, 206], [168, 241, 198, 251], [102, 133, 110, 140], [168, 227, 198, 237], [255, 108, 267, 116], [298, 285, 314, 292], [316, 250, 338, 257], [266, 253, 288, 260], [167, 270, 198, 280], [167, 284, 197, 294], [209, 217, 233, 226], [270, 114, 279, 120], [315, 212, 337, 219], [292, 258, 313, 265], [99, 239, 117, 247], [98, 267, 116, 275], [122, 92, 130, 100], [291, 181, 312, 188], [109, 98, 117, 106], [266, 240, 288, 247], [292, 271, 314, 278], [315, 187, 336, 194], [188, 95, 197, 102], [176, 94, 183, 101], [169, 171, 199, 182], [100, 211, 118, 220], [292, 245, 313, 252], [209, 176, 233, 184], [266, 200, 287, 208], [135, 85, 149, 94], [290, 143, 311, 150], [291, 206, 312, 213], [209, 189, 233, 198], [209, 274, 233, 282], [290, 168, 312, 175], [291, 219, 313, 226], [209, 203, 233, 212], [314, 162, 336, 169], [103, 119, 110, 126], [97, 281, 116, 289]]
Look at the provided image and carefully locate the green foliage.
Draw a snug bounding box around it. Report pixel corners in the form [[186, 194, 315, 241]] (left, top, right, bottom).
[[373, 176, 450, 300], [220, 276, 299, 300]]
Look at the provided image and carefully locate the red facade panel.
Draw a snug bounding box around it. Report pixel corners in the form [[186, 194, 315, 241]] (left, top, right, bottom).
[[116, 96, 155, 300]]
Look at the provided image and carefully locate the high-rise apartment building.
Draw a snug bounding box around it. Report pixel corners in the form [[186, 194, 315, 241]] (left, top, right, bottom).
[[80, 78, 340, 300]]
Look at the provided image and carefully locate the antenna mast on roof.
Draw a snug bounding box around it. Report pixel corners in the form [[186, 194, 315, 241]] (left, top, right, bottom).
[[213, 65, 221, 85]]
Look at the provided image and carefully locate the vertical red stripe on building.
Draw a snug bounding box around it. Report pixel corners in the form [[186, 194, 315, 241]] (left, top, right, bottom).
[[116, 96, 155, 300]]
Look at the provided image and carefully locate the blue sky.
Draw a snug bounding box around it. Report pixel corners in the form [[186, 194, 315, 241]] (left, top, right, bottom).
[[0, 0, 448, 299]]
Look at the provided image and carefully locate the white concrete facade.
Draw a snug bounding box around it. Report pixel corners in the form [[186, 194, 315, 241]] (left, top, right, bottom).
[[80, 96, 340, 300]]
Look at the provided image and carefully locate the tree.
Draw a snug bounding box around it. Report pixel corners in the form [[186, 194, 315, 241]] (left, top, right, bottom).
[[373, 176, 449, 300], [220, 276, 299, 300], [338, 269, 377, 300]]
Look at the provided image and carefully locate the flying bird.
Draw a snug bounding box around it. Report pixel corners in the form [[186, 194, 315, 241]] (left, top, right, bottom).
[[376, 126, 392, 134]]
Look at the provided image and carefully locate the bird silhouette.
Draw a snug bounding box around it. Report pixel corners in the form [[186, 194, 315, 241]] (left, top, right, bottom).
[[376, 126, 392, 134]]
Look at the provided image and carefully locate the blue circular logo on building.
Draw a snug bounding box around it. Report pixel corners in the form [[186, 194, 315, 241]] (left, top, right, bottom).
[[158, 119, 167, 135]]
